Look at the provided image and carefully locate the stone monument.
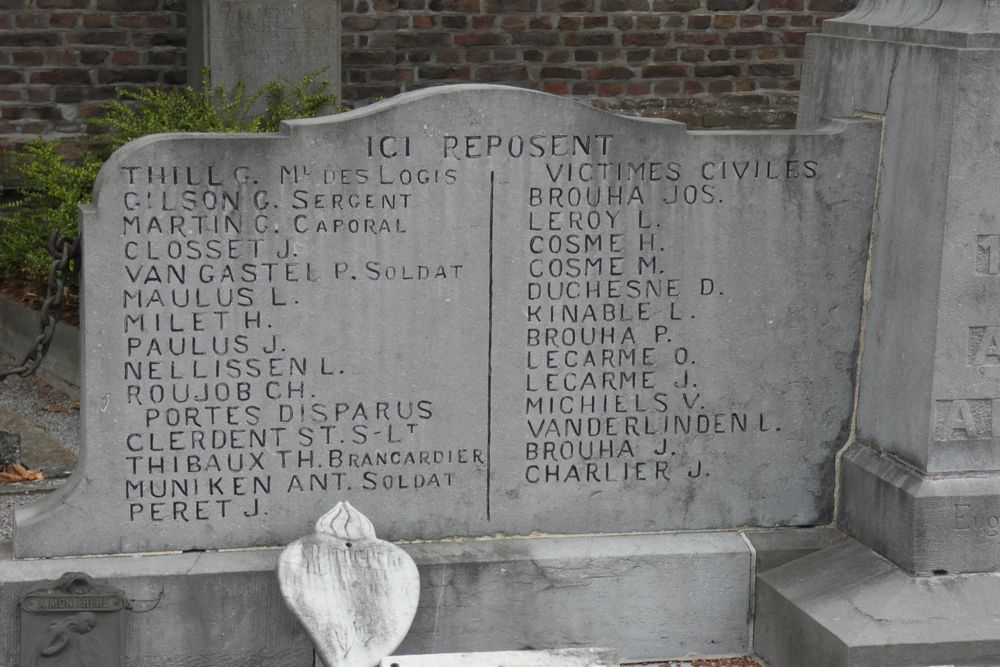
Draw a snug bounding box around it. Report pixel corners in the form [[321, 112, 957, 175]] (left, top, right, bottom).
[[754, 1, 1000, 664], [5, 3, 1000, 663], [17, 87, 878, 557], [0, 83, 880, 664], [187, 0, 341, 98]]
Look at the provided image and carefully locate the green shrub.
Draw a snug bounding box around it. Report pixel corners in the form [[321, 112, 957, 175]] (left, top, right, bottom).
[[1, 70, 343, 287], [93, 70, 344, 150], [0, 141, 101, 283]]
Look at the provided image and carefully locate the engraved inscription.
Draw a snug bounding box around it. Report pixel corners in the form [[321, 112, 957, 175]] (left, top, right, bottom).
[[110, 137, 850, 526], [516, 154, 787, 489], [22, 596, 125, 613], [954, 503, 1000, 538], [968, 326, 1000, 365], [977, 235, 1000, 275], [934, 399, 1000, 440], [114, 144, 807, 522], [116, 156, 473, 524]]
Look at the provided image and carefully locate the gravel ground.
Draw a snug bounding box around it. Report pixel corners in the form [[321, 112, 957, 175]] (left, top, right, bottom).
[[0, 373, 79, 540], [0, 489, 47, 540], [0, 373, 79, 455]]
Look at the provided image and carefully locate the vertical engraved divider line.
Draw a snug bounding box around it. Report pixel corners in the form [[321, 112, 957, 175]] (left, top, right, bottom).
[[487, 170, 495, 521]]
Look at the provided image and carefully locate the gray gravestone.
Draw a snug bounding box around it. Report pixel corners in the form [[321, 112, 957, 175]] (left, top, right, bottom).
[[187, 0, 340, 100], [19, 573, 125, 667], [14, 86, 879, 557]]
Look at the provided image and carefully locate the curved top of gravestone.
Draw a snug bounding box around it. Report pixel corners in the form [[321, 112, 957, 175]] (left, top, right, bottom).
[[825, 0, 1000, 48], [90, 85, 687, 206], [285, 84, 686, 130]]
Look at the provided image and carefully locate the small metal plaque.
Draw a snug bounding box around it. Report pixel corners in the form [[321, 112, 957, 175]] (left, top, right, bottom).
[[19, 572, 125, 666]]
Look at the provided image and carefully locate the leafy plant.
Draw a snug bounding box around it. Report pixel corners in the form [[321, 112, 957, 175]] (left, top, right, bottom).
[[91, 69, 345, 150], [1, 70, 343, 287], [0, 141, 101, 282]]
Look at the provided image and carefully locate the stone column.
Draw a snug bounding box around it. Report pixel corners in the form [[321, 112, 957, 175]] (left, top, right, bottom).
[[187, 0, 341, 99], [756, 1, 1000, 664]]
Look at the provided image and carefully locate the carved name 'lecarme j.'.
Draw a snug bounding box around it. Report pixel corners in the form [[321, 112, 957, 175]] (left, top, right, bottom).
[[26, 87, 877, 554]]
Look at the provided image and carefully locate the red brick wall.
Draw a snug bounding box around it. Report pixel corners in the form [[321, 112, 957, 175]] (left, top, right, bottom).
[[341, 0, 856, 117], [0, 0, 184, 158], [0, 0, 858, 185]]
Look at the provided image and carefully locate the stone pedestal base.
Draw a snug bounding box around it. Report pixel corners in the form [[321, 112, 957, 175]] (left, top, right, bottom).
[[840, 442, 1000, 574], [0, 530, 791, 665], [755, 539, 1000, 667]]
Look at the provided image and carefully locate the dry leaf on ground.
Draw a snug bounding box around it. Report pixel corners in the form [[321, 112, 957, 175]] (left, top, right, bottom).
[[0, 463, 44, 482], [43, 403, 79, 413]]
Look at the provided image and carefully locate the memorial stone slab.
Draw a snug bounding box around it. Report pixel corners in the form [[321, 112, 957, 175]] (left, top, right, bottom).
[[381, 648, 620, 667], [15, 85, 879, 557], [187, 0, 341, 97]]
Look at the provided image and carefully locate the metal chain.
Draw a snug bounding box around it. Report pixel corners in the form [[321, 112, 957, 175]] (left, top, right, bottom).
[[0, 231, 80, 382]]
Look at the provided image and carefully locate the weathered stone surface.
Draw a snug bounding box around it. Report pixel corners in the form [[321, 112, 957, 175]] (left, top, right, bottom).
[[839, 442, 1000, 574], [755, 540, 1000, 667], [801, 2, 1000, 474], [756, 4, 1000, 665], [823, 0, 1000, 48], [187, 0, 341, 97], [0, 542, 313, 667], [279, 503, 419, 667], [398, 531, 752, 660], [19, 573, 126, 667], [15, 85, 879, 557], [381, 648, 619, 667], [797, 0, 1000, 569], [745, 526, 846, 572], [0, 531, 752, 664]]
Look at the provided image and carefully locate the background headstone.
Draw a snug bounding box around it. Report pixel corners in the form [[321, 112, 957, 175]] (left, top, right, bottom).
[[187, 0, 341, 99]]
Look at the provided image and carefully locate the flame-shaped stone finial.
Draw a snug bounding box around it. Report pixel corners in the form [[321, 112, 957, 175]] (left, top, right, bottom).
[[279, 504, 420, 667], [315, 501, 377, 542]]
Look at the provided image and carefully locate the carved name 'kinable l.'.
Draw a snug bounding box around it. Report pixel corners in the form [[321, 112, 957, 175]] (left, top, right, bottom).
[[14, 85, 880, 557]]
